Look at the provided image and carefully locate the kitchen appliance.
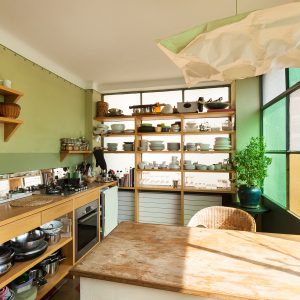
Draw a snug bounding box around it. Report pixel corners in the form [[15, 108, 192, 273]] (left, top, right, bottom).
[[100, 186, 118, 239], [75, 200, 99, 260], [44, 179, 88, 196], [13, 240, 48, 262], [177, 101, 198, 113]]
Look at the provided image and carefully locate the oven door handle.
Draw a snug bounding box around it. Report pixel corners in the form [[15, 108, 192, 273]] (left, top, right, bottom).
[[78, 211, 98, 224]]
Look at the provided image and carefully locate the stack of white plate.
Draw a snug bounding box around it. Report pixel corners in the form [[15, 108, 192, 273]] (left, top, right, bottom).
[[149, 141, 165, 151], [214, 137, 231, 150]]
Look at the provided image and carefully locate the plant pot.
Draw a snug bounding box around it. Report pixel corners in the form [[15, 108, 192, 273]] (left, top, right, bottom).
[[238, 185, 262, 208]]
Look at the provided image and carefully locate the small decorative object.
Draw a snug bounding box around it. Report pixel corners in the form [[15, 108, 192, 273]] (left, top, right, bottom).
[[233, 137, 272, 208], [161, 104, 173, 114], [197, 97, 204, 112], [0, 103, 21, 118]]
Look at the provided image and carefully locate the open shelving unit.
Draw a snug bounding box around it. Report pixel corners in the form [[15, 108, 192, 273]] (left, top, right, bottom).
[[0, 237, 72, 290], [0, 86, 24, 141], [96, 86, 236, 224]]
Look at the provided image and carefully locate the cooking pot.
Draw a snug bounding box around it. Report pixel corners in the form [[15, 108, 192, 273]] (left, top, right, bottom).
[[10, 230, 45, 251], [38, 251, 66, 278], [40, 220, 63, 235], [0, 246, 14, 276], [45, 231, 61, 245]]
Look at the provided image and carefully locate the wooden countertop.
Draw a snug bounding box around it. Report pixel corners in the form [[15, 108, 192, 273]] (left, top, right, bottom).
[[71, 222, 300, 300], [0, 181, 116, 227]]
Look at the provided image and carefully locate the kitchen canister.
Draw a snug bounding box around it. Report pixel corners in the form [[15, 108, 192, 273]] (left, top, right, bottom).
[[96, 101, 108, 117]]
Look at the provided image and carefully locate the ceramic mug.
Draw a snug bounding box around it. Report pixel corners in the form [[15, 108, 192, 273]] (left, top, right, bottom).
[[3, 80, 11, 88]]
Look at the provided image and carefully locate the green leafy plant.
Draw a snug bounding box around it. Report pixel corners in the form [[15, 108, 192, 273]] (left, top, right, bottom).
[[233, 137, 272, 189]]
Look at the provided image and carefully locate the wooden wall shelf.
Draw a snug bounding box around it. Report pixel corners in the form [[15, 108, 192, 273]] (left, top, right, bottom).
[[60, 150, 92, 161], [0, 86, 23, 103], [0, 86, 24, 141], [0, 117, 23, 142]]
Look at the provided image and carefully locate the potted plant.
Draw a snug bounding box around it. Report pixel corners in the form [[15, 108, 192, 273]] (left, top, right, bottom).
[[233, 137, 272, 208]]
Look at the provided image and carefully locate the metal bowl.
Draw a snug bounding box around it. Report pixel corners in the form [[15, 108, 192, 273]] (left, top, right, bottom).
[[204, 101, 230, 109], [108, 108, 123, 115], [11, 230, 45, 251]]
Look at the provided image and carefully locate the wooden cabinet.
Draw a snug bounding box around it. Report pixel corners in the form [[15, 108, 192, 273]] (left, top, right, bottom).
[[0, 85, 24, 141], [0, 186, 103, 297], [41, 200, 73, 223]]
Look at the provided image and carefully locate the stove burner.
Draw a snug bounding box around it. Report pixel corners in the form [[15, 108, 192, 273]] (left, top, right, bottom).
[[45, 182, 88, 195]]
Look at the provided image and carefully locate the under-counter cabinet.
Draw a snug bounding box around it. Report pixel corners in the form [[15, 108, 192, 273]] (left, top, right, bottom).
[[0, 85, 24, 142]]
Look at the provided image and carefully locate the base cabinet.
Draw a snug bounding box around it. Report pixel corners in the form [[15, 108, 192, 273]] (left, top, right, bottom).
[[0, 187, 105, 299]]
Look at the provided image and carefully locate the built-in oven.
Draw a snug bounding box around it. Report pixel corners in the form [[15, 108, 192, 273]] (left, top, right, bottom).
[[75, 200, 99, 260]]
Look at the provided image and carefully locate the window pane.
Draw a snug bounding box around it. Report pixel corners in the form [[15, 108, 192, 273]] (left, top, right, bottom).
[[263, 154, 286, 208], [290, 154, 300, 216], [142, 90, 182, 108], [290, 88, 300, 151], [288, 68, 300, 87], [103, 93, 140, 115], [262, 69, 286, 104], [263, 99, 286, 151], [184, 87, 229, 112]]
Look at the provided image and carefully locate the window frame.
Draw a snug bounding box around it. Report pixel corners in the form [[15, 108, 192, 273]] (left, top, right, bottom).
[[101, 84, 231, 105], [260, 69, 300, 211]]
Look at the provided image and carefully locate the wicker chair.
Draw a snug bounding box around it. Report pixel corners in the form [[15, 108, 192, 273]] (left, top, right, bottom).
[[187, 206, 256, 232]]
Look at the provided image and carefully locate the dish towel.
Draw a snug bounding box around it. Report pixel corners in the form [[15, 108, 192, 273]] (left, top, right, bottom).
[[93, 148, 107, 170]]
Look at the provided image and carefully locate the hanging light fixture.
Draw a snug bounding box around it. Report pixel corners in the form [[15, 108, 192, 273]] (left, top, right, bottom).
[[157, 2, 300, 86]]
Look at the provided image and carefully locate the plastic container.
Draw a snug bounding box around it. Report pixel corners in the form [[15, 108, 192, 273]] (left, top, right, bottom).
[[59, 217, 72, 238], [10, 273, 33, 294]]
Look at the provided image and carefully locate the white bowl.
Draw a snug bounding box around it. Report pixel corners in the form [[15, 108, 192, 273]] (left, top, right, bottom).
[[149, 140, 164, 144], [111, 124, 125, 131], [97, 124, 109, 129]]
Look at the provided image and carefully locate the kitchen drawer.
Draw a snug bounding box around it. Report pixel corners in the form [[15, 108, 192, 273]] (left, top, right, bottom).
[[74, 189, 99, 209], [41, 200, 73, 224], [0, 213, 41, 244]]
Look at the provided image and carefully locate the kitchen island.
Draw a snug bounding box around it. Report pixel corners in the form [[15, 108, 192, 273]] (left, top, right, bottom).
[[71, 222, 300, 300]]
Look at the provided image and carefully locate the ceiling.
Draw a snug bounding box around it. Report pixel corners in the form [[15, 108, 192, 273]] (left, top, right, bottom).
[[0, 0, 296, 92]]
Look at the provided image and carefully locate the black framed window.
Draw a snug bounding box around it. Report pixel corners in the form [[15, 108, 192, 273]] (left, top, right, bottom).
[[261, 68, 300, 214]]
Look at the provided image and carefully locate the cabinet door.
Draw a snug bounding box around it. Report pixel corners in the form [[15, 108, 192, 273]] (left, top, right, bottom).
[[103, 186, 118, 237]]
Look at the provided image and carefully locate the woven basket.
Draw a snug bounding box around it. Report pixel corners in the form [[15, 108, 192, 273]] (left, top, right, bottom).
[[96, 101, 108, 117], [0, 103, 21, 119]]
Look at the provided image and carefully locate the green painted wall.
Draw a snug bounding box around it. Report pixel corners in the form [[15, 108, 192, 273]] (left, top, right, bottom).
[[236, 77, 260, 149], [0, 47, 87, 173]]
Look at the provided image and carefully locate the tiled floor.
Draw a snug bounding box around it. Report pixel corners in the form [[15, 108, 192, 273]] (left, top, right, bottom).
[[43, 278, 80, 300]]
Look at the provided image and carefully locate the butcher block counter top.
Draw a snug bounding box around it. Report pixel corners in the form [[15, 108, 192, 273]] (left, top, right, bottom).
[[0, 182, 116, 245], [71, 222, 300, 300], [0, 181, 115, 227]]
